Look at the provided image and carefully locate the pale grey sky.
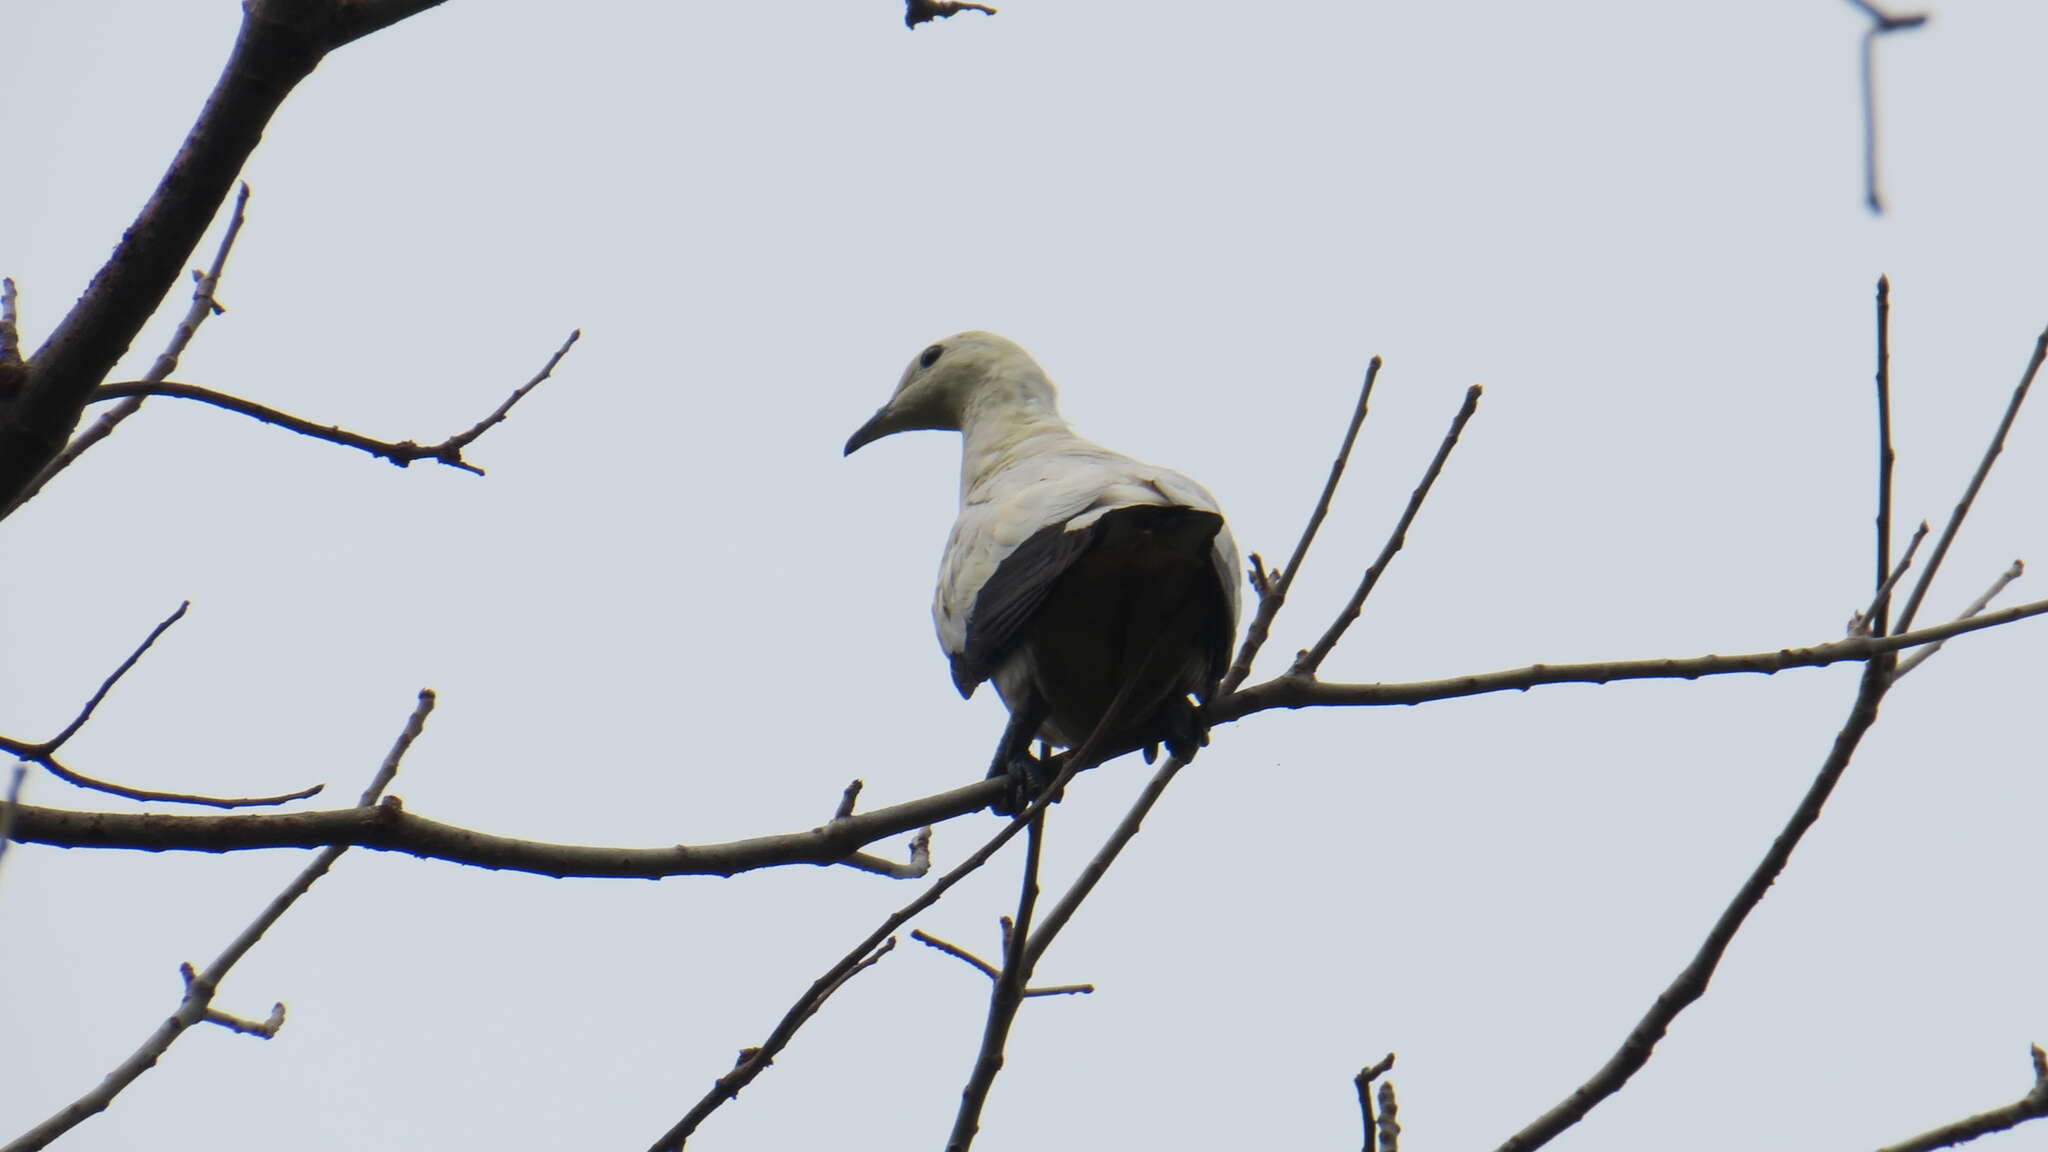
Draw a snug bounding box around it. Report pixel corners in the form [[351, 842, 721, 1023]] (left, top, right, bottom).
[[5, 2, 2046, 1150]]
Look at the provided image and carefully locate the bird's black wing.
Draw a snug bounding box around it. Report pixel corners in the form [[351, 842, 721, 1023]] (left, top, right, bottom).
[[950, 519, 1097, 698]]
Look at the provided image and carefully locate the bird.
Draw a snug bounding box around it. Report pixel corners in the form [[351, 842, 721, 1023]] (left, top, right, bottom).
[[844, 331, 1241, 805]]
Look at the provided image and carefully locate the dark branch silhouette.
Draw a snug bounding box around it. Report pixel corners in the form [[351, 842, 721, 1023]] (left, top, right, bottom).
[[3, 690, 434, 1152], [90, 329, 578, 476]]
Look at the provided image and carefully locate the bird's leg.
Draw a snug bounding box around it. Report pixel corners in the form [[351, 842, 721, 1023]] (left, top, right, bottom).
[[985, 695, 1051, 816]]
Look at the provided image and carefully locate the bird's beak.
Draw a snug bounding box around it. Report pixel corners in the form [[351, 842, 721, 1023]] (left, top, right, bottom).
[[843, 406, 897, 456]]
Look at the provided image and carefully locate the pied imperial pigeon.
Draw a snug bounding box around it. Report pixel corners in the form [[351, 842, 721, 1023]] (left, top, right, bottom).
[[845, 331, 1241, 799]]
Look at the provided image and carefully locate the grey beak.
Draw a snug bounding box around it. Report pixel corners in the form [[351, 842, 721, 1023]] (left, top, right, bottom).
[[843, 406, 895, 456]]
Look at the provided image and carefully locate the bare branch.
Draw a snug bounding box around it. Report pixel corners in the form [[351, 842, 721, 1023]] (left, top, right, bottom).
[[834, 778, 864, 820], [0, 753, 323, 810], [1852, 521, 1926, 636], [836, 826, 932, 879], [1494, 656, 1893, 1152], [1222, 357, 1381, 695], [3, 690, 433, 1152], [19, 591, 2048, 866], [1874, 275, 1898, 624], [912, 929, 1001, 980], [1846, 4, 1930, 213], [1895, 327, 2045, 631], [945, 812, 1046, 1151], [3, 184, 253, 515], [0, 1, 450, 508], [91, 329, 578, 476], [1894, 560, 2024, 678], [1294, 385, 1482, 677], [1219, 594, 2048, 720], [1878, 1044, 2048, 1152], [1355, 1054, 1396, 1152], [0, 761, 27, 879], [42, 601, 189, 753], [905, 0, 996, 28], [648, 666, 1151, 1151], [0, 599, 327, 808]]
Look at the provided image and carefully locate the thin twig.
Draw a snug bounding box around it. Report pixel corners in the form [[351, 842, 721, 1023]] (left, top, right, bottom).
[[3, 184, 252, 516], [1874, 276, 1897, 625], [40, 602, 189, 752], [1853, 521, 1926, 636], [912, 929, 1001, 980], [837, 826, 932, 878], [1493, 658, 1893, 1152], [834, 779, 864, 820], [1222, 357, 1381, 695], [1295, 385, 1482, 677], [91, 327, 576, 476], [1845, 3, 1930, 214], [0, 751, 322, 809], [650, 666, 1153, 1151], [2, 689, 434, 1152], [1878, 1044, 2048, 1152], [0, 598, 326, 808], [1355, 1054, 1396, 1152], [1895, 560, 2024, 678], [1895, 327, 2045, 632], [945, 812, 1046, 1151]]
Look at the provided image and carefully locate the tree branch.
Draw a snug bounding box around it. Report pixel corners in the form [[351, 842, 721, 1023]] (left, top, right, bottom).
[[1845, 2, 1929, 214], [1294, 384, 1482, 676], [16, 591, 2048, 865], [1222, 357, 1380, 695], [2, 689, 434, 1152], [1495, 655, 1895, 1152], [1878, 1045, 2048, 1152], [1895, 325, 2044, 632], [90, 329, 578, 476], [0, 2, 387, 507], [905, 0, 996, 29], [3, 183, 254, 516]]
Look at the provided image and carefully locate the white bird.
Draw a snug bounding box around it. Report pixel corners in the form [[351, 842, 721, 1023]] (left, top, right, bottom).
[[845, 332, 1241, 798]]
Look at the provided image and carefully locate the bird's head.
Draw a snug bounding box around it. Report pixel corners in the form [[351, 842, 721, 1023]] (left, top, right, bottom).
[[844, 331, 1058, 455]]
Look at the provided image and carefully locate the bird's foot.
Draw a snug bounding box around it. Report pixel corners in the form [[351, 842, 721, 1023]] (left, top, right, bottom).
[[988, 750, 1065, 816]]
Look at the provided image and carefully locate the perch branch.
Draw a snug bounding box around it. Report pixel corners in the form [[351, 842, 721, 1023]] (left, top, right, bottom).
[[16, 592, 2048, 866], [2, 689, 434, 1152]]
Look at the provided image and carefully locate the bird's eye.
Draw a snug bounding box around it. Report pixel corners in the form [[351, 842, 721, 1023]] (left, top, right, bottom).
[[920, 344, 945, 369]]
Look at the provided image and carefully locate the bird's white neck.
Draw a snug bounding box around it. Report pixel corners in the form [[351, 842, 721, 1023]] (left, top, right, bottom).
[[956, 373, 1073, 499]]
